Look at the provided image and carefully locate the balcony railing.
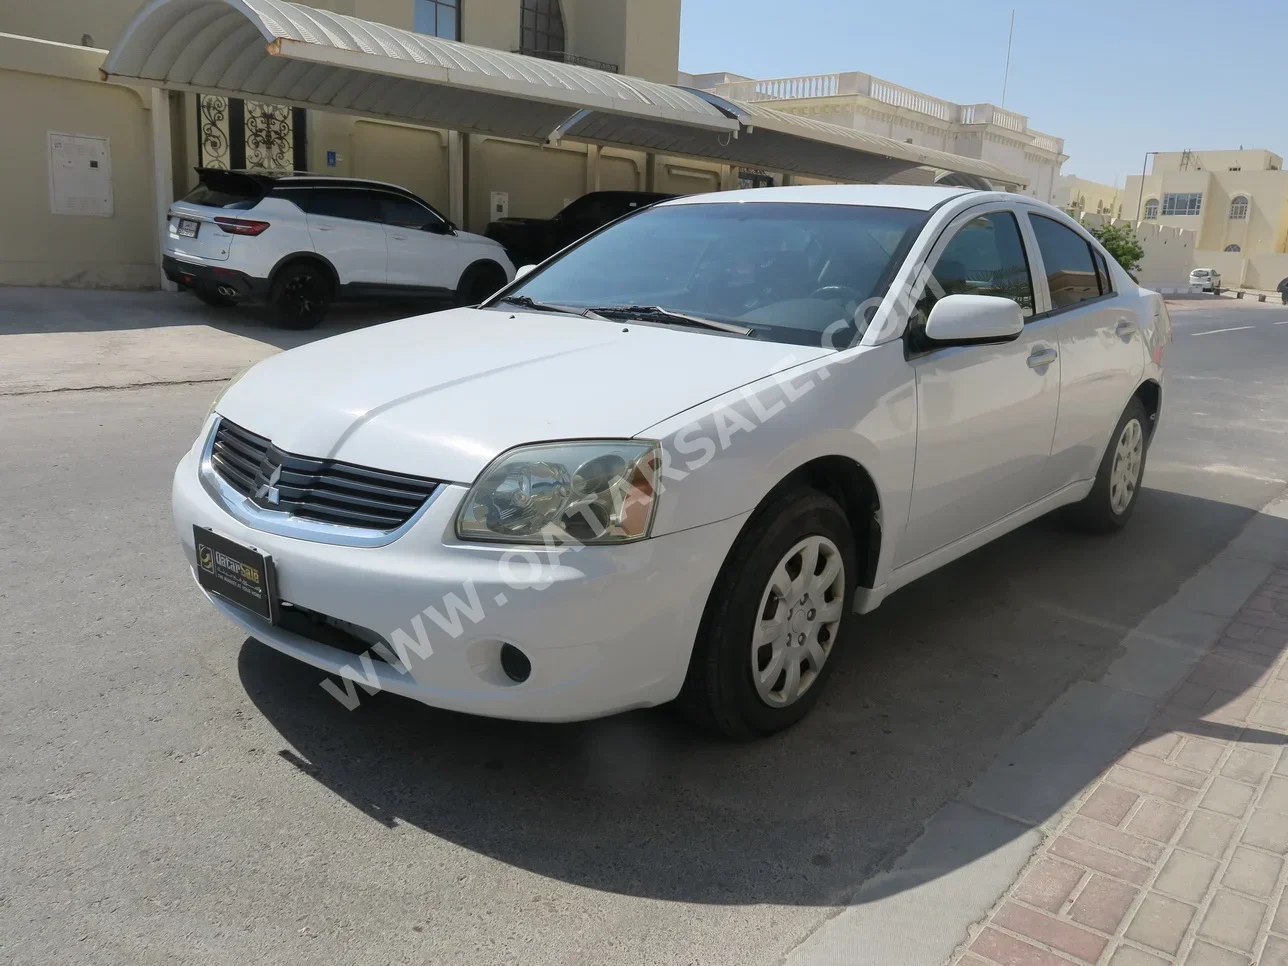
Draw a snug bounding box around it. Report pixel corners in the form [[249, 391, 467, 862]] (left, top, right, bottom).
[[752, 73, 840, 100], [704, 72, 1064, 154], [1030, 132, 1063, 154], [960, 103, 1024, 131], [512, 49, 619, 73], [868, 78, 957, 122]]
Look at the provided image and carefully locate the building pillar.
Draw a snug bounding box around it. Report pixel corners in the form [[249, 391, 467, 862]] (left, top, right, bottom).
[[585, 144, 601, 194], [150, 88, 177, 291], [645, 153, 659, 192], [719, 165, 738, 191], [447, 130, 466, 230]]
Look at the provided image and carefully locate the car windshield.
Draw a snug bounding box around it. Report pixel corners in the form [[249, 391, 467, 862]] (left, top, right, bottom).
[[496, 202, 928, 348]]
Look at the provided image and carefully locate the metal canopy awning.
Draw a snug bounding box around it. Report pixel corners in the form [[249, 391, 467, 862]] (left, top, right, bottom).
[[102, 0, 1027, 188], [102, 0, 737, 141]]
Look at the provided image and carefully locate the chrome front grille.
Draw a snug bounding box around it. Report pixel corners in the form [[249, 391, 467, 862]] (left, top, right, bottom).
[[210, 418, 441, 531]]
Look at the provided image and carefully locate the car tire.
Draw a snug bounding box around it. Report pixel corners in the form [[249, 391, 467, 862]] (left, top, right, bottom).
[[271, 263, 331, 329], [456, 263, 508, 307], [678, 487, 857, 740], [194, 289, 235, 309], [1064, 397, 1150, 533]]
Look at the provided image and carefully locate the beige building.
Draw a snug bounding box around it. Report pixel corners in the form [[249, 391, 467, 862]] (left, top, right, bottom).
[[1122, 149, 1288, 291], [1, 0, 1025, 290], [2, 0, 683, 81], [1055, 175, 1122, 219], [0, 0, 709, 288], [681, 70, 1067, 202]]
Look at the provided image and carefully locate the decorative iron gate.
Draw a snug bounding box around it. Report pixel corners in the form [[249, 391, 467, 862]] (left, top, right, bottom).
[[738, 169, 776, 190], [197, 95, 308, 171]]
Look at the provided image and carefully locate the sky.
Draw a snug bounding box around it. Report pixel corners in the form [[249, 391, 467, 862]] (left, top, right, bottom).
[[679, 0, 1288, 187]]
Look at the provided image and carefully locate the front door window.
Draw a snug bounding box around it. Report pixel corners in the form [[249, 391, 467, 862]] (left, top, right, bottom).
[[910, 210, 1035, 348]]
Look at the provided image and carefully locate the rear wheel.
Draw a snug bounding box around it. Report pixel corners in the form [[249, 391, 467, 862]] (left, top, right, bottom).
[[271, 263, 330, 329], [193, 289, 235, 309], [678, 488, 856, 739], [1064, 397, 1150, 533]]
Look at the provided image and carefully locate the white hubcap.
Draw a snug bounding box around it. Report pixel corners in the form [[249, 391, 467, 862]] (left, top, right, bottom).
[[1110, 418, 1144, 514], [751, 536, 846, 708]]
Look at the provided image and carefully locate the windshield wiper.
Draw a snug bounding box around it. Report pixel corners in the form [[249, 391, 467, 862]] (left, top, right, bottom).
[[594, 305, 755, 336], [494, 295, 606, 320]]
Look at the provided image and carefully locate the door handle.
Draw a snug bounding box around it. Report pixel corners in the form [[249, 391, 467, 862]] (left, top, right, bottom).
[[316, 226, 335, 232], [1115, 319, 1137, 337], [392, 234, 409, 241], [1027, 347, 1058, 369]]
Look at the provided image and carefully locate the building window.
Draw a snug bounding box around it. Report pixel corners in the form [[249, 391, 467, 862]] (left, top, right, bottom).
[[414, 0, 459, 40], [1225, 244, 1241, 252], [520, 0, 565, 54], [1229, 195, 1249, 219], [1143, 199, 1159, 220], [1161, 192, 1202, 216]]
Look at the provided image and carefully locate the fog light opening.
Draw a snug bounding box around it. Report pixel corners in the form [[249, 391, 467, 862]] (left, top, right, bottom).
[[499, 643, 531, 683]]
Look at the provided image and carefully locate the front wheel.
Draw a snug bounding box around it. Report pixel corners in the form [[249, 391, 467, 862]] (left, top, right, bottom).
[[455, 264, 508, 307], [1064, 398, 1150, 533], [678, 488, 856, 739], [271, 264, 330, 329]]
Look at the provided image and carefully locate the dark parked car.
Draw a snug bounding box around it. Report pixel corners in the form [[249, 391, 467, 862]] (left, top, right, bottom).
[[484, 191, 674, 267]]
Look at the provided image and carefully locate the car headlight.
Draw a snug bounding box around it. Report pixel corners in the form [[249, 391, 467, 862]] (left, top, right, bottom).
[[205, 364, 254, 423], [457, 440, 660, 544]]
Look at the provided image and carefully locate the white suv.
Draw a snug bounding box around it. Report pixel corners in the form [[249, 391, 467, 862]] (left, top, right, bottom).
[[163, 169, 514, 328], [1189, 267, 1221, 292]]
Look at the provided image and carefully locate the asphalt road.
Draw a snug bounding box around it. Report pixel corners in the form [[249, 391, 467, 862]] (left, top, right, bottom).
[[2, 295, 1287, 966]]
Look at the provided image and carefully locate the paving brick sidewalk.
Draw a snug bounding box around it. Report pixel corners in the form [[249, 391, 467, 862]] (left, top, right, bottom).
[[951, 566, 1288, 966]]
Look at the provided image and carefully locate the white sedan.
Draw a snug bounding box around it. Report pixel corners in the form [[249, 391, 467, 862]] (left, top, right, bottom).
[[172, 185, 1170, 738]]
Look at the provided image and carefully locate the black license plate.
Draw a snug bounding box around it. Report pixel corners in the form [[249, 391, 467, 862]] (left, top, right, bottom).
[[178, 218, 199, 238], [193, 526, 278, 624]]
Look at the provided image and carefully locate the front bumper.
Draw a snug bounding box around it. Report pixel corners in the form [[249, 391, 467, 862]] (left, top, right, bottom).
[[172, 427, 747, 721], [163, 255, 270, 301]]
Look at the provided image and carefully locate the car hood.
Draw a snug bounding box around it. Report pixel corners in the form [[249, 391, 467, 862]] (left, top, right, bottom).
[[216, 308, 831, 483]]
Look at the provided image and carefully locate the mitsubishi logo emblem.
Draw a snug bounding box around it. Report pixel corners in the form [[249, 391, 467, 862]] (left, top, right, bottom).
[[255, 464, 283, 506]]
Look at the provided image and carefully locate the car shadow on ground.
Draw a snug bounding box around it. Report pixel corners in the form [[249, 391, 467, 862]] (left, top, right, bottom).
[[237, 488, 1287, 907], [0, 286, 446, 348]]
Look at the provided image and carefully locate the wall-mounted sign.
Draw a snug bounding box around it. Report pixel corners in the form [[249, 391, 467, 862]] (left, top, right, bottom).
[[491, 191, 509, 219]]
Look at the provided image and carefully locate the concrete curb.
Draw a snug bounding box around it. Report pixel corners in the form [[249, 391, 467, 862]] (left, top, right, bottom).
[[786, 488, 1288, 966]]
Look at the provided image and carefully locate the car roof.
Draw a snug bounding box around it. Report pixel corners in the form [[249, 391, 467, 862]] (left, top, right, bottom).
[[198, 168, 417, 195], [273, 175, 415, 192], [660, 184, 983, 211]]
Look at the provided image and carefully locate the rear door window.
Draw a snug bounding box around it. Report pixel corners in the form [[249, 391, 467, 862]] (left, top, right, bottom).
[[1093, 249, 1114, 295], [1029, 214, 1104, 310], [296, 188, 381, 223]]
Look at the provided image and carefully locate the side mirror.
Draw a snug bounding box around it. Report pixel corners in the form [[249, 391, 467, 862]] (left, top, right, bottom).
[[514, 264, 537, 281], [423, 220, 455, 235], [924, 294, 1024, 344]]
